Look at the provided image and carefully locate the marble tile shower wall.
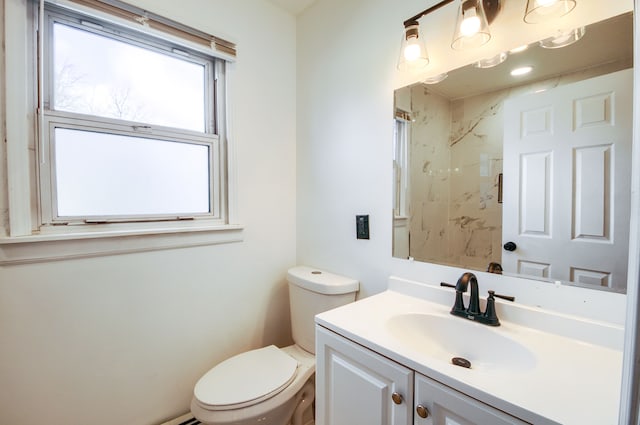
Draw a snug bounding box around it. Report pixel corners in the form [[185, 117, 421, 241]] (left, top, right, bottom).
[[407, 61, 629, 270], [409, 85, 455, 267], [448, 92, 503, 271], [409, 85, 502, 270]]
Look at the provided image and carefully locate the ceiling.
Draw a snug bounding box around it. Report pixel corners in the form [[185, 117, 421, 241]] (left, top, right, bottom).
[[266, 0, 318, 15], [427, 11, 633, 100]]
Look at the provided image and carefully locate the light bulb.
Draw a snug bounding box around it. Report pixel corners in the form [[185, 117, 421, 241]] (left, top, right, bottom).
[[404, 40, 422, 61], [460, 8, 481, 36], [398, 22, 429, 70]]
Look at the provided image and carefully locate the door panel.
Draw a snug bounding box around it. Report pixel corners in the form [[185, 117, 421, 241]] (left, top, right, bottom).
[[316, 326, 413, 425], [503, 69, 632, 290]]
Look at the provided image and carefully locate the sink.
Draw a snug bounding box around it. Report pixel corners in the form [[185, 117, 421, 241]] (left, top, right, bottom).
[[386, 313, 537, 373]]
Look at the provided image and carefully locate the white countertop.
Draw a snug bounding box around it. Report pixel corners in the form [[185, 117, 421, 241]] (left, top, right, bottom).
[[315, 276, 624, 425]]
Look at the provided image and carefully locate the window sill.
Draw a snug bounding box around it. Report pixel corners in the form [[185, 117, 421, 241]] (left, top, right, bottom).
[[0, 223, 244, 265]]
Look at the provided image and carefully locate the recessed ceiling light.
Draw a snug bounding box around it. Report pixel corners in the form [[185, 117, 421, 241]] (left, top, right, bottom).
[[422, 73, 448, 84], [511, 66, 533, 76], [539, 27, 585, 49], [473, 52, 508, 69], [509, 45, 529, 54]]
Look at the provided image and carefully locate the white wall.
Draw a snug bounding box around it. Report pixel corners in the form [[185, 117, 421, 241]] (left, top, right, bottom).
[[0, 0, 636, 423], [0, 1, 297, 424], [296, 0, 632, 323]]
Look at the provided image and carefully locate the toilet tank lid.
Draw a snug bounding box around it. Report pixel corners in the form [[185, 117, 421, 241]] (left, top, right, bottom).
[[287, 266, 359, 295]]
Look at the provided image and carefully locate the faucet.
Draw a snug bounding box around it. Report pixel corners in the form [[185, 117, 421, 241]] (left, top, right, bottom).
[[441, 272, 514, 326], [454, 272, 481, 315]]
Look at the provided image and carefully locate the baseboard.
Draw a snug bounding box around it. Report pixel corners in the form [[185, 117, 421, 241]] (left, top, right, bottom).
[[159, 411, 315, 425], [158, 412, 200, 425]]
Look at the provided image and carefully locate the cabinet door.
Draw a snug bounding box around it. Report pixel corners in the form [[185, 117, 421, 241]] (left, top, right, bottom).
[[316, 326, 413, 425], [414, 374, 530, 425]]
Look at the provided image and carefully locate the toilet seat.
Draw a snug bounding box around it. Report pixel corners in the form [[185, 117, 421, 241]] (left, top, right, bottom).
[[194, 345, 298, 411]]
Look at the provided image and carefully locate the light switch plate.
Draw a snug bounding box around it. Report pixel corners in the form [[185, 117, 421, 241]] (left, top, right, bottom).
[[356, 215, 369, 240]]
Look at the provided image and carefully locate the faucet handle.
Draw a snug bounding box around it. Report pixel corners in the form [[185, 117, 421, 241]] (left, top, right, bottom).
[[481, 290, 515, 327], [482, 291, 501, 326], [489, 290, 515, 302], [441, 282, 466, 315]]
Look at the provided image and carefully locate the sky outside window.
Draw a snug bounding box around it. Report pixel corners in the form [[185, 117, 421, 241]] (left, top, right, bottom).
[[53, 22, 206, 132]]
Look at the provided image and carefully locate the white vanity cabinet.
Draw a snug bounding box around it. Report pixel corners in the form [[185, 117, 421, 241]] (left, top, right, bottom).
[[316, 325, 530, 425]]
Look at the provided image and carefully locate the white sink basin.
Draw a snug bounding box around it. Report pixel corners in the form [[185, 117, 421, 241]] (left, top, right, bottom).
[[386, 312, 537, 373]]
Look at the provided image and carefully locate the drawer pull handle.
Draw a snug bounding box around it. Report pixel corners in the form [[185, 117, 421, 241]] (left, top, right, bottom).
[[416, 404, 430, 418], [391, 392, 403, 405]]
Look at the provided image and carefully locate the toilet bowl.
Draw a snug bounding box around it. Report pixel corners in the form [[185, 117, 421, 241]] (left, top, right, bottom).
[[191, 266, 358, 425], [191, 345, 315, 425]]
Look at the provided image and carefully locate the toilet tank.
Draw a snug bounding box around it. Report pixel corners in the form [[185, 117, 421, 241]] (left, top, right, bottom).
[[287, 266, 359, 354]]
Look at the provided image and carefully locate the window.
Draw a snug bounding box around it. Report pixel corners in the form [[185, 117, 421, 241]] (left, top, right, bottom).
[[393, 111, 410, 218], [0, 0, 241, 263], [41, 4, 223, 225]]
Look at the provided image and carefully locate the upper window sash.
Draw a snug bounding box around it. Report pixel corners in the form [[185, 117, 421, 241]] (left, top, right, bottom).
[[42, 5, 218, 135]]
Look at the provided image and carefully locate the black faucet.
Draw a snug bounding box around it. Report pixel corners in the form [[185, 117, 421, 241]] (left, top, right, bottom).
[[441, 273, 514, 326]]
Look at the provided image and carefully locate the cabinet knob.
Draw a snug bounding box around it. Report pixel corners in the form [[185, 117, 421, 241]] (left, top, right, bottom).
[[391, 392, 403, 405], [416, 404, 430, 418]]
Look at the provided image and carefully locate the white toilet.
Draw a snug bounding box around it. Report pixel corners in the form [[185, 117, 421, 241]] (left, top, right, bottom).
[[191, 266, 359, 425]]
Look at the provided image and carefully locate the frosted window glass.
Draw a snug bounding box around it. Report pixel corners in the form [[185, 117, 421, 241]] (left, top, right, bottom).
[[54, 128, 210, 217], [53, 23, 206, 132]]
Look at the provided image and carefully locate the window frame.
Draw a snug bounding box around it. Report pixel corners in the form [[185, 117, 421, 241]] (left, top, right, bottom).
[[393, 114, 410, 219], [0, 0, 242, 264], [40, 112, 222, 224], [40, 5, 224, 226]]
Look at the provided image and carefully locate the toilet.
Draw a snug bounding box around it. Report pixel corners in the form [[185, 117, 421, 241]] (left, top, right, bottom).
[[191, 266, 359, 425]]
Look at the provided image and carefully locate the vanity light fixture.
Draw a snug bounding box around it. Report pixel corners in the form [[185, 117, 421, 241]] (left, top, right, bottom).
[[524, 0, 577, 24], [473, 51, 508, 68], [451, 0, 492, 50], [398, 0, 501, 70], [539, 26, 585, 48], [398, 21, 430, 71]]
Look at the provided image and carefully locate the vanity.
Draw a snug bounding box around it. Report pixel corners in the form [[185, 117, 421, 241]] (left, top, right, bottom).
[[314, 276, 623, 425]]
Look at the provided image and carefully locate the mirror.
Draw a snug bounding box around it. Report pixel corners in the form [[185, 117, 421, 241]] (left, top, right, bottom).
[[392, 12, 633, 293]]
